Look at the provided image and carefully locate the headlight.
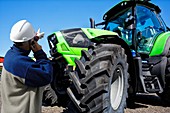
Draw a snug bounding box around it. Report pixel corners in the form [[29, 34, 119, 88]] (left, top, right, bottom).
[[47, 34, 58, 56]]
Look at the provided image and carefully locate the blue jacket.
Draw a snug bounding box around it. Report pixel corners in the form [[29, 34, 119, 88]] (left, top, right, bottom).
[[3, 44, 53, 87]]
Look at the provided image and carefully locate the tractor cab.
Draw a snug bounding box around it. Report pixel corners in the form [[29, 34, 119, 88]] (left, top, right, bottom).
[[100, 0, 170, 94], [89, 0, 170, 94], [100, 0, 168, 56]]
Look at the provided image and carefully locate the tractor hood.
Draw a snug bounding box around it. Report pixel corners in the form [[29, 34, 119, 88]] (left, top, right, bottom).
[[47, 28, 118, 66], [103, 0, 161, 21], [81, 28, 118, 39]]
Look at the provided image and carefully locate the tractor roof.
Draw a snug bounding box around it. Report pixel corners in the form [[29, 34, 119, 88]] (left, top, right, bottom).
[[103, 1, 161, 21]]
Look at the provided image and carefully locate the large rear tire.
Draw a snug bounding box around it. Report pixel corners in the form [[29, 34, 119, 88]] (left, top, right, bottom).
[[42, 59, 70, 107], [67, 44, 129, 113]]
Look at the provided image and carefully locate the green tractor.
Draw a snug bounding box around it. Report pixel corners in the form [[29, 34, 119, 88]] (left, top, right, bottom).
[[44, 0, 170, 112]]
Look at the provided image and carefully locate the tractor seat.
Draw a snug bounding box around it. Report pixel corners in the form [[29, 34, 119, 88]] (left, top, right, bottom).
[[142, 26, 156, 39]]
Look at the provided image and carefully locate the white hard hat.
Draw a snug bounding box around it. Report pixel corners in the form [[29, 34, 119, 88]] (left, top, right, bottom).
[[10, 20, 36, 42]]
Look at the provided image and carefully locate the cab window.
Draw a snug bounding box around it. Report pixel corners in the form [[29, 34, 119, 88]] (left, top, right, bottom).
[[136, 5, 162, 53]]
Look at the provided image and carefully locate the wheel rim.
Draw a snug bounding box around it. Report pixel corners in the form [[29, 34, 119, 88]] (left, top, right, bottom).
[[110, 65, 124, 110]]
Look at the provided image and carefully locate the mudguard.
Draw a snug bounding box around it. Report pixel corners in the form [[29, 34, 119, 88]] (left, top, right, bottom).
[[150, 32, 170, 56]]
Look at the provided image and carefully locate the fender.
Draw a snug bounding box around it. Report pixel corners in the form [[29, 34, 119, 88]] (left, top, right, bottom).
[[150, 32, 170, 57], [81, 28, 118, 39]]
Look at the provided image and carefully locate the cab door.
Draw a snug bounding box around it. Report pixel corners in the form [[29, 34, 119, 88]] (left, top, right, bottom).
[[136, 5, 163, 54]]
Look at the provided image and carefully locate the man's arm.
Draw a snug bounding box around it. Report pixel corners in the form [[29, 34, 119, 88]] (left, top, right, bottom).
[[25, 41, 53, 87]]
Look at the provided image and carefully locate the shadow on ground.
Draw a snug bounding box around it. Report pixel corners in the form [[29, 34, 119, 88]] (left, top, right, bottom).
[[127, 93, 170, 109]]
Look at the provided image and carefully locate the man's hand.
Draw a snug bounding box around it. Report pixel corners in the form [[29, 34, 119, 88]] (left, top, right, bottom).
[[31, 40, 42, 53]]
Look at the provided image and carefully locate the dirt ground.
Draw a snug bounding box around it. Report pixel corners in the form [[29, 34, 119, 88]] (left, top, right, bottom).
[[0, 81, 170, 113], [43, 94, 170, 113], [125, 93, 170, 113], [42, 93, 170, 113]]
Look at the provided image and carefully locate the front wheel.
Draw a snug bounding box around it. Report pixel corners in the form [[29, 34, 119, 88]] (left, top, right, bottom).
[[42, 85, 58, 106], [67, 44, 129, 113]]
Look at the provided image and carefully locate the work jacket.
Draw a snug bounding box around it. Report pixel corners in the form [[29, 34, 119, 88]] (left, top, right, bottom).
[[1, 44, 53, 113]]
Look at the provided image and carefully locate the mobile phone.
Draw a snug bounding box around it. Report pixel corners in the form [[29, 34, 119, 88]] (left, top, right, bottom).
[[34, 36, 39, 42], [31, 40, 35, 48], [31, 36, 39, 48], [31, 36, 40, 49]]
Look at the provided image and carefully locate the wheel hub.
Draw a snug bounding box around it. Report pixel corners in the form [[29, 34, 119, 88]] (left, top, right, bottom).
[[110, 65, 124, 110]]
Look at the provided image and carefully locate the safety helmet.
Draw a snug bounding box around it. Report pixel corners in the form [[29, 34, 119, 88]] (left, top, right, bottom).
[[10, 20, 36, 42]]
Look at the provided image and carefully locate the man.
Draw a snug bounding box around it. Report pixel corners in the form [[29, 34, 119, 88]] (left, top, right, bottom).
[[1, 20, 53, 113]]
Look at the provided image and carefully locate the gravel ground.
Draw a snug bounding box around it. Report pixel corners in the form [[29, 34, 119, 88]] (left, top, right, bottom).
[[42, 106, 64, 113], [0, 81, 170, 113]]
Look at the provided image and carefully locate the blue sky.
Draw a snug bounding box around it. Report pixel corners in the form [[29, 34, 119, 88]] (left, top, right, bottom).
[[0, 0, 170, 57]]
